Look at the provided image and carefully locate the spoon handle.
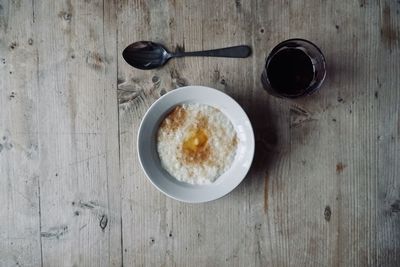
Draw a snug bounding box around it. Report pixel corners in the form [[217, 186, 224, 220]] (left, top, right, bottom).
[[174, 45, 251, 58]]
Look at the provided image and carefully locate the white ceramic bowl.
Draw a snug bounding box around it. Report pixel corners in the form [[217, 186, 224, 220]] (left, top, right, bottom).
[[137, 86, 255, 203]]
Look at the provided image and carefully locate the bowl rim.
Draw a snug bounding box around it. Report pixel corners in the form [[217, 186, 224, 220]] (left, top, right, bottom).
[[137, 85, 255, 203]]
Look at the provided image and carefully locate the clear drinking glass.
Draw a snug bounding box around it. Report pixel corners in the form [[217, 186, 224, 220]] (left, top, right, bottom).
[[261, 39, 326, 98]]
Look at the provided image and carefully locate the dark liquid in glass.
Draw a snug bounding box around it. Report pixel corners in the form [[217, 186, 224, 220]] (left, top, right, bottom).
[[267, 48, 314, 96]]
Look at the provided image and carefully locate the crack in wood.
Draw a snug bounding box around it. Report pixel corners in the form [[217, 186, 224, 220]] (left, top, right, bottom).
[[289, 105, 316, 128], [264, 175, 269, 213], [41, 225, 69, 239], [391, 200, 400, 213], [324, 206, 332, 221], [99, 214, 108, 231], [78, 200, 100, 209]]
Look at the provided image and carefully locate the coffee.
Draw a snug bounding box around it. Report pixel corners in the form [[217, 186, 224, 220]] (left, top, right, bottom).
[[266, 48, 314, 96]]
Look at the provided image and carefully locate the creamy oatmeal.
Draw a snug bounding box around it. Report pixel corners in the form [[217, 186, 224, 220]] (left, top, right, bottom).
[[157, 103, 238, 184]]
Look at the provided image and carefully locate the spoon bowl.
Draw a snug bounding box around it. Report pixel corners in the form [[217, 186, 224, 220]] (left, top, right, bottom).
[[122, 41, 172, 70]]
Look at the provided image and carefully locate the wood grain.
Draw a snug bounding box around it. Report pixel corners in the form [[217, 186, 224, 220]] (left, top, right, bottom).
[[32, 0, 121, 265], [1, 0, 399, 266], [0, 0, 42, 266], [0, 0, 120, 266]]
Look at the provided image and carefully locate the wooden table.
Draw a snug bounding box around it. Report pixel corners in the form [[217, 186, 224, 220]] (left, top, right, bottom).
[[1, 0, 399, 266]]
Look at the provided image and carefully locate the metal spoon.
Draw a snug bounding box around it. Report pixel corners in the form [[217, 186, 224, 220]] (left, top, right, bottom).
[[122, 41, 252, 70]]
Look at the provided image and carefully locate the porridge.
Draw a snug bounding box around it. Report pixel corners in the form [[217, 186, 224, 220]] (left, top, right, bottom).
[[157, 103, 238, 184]]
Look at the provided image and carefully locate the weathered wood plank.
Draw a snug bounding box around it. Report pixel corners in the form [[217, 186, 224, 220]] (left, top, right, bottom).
[[0, 0, 42, 266], [32, 0, 121, 266], [375, 1, 400, 266]]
